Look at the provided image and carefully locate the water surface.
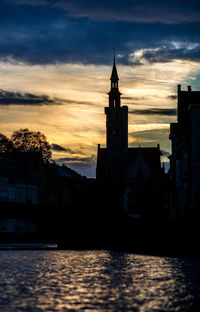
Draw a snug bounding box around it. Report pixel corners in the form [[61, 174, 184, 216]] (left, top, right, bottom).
[[0, 250, 199, 311]]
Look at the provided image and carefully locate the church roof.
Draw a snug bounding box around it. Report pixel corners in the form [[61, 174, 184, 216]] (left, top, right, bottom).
[[127, 147, 161, 170], [96, 147, 161, 176]]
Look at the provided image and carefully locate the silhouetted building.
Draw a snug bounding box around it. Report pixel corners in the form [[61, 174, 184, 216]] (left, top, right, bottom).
[[96, 59, 165, 216], [0, 156, 39, 204], [0, 219, 36, 234], [169, 85, 200, 222], [123, 146, 165, 217], [0, 151, 86, 242], [105, 58, 128, 179]]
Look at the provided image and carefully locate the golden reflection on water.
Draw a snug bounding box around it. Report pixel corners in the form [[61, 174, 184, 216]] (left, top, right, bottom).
[[0, 250, 199, 311]]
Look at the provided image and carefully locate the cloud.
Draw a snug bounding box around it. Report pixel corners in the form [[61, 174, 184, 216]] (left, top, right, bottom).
[[51, 143, 71, 152], [0, 89, 57, 105], [129, 108, 177, 116], [56, 155, 96, 164], [8, 0, 48, 5], [55, 154, 97, 177], [0, 89, 94, 106], [130, 42, 200, 65], [0, 1, 199, 66], [130, 127, 169, 137], [167, 95, 177, 100], [51, 143, 86, 155], [129, 128, 171, 153], [122, 96, 148, 101], [72, 1, 200, 24], [14, 0, 200, 24], [55, 155, 97, 177]]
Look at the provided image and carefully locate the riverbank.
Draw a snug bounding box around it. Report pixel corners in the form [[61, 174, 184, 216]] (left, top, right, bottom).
[[0, 214, 198, 257], [0, 243, 58, 250], [56, 215, 199, 257]]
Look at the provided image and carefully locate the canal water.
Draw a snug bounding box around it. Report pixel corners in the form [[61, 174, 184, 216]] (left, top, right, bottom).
[[0, 250, 199, 311]]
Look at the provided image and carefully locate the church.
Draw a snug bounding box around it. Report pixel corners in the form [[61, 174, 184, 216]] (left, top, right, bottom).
[[96, 59, 165, 216]]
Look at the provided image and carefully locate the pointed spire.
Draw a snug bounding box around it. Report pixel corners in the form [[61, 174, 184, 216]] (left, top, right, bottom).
[[110, 49, 119, 82]]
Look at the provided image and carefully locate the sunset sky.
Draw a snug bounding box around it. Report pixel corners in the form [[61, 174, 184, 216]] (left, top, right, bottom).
[[0, 0, 200, 177]]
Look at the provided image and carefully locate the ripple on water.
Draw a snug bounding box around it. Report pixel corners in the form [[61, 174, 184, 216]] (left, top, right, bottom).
[[0, 250, 199, 311]]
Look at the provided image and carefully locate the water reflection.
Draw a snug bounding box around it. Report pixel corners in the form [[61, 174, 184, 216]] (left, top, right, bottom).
[[0, 250, 199, 311]]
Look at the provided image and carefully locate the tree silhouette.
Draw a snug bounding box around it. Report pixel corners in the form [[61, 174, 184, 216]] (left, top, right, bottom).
[[0, 133, 14, 153], [11, 128, 51, 163]]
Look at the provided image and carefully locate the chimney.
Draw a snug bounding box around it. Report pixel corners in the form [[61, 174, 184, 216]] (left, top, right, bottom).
[[188, 85, 192, 92]]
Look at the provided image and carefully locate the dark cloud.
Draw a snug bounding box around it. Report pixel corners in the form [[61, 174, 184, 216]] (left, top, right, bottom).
[[167, 95, 177, 100], [10, 0, 48, 5], [9, 0, 200, 24], [0, 0, 199, 65], [55, 158, 96, 178], [0, 89, 94, 106], [55, 154, 97, 177], [121, 96, 148, 101], [135, 42, 200, 64], [0, 89, 56, 105], [51, 144, 71, 152], [130, 128, 169, 138], [51, 143, 86, 155], [56, 155, 96, 164], [129, 108, 177, 116]]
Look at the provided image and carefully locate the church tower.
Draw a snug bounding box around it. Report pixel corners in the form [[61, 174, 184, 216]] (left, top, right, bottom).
[[104, 57, 128, 179]]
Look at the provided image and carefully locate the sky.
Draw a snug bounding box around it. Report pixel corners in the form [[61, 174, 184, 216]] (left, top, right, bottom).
[[0, 0, 200, 177]]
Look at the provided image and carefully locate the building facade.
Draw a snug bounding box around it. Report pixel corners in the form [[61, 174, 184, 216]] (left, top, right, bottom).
[[0, 218, 36, 234], [0, 176, 38, 204], [169, 85, 200, 222]]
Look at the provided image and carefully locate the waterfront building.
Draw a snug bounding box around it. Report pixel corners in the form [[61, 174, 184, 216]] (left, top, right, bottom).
[[0, 157, 39, 205], [169, 85, 200, 222], [0, 218, 36, 234]]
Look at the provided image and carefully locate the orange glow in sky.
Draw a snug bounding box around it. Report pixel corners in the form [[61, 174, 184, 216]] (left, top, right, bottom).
[[0, 59, 200, 176]]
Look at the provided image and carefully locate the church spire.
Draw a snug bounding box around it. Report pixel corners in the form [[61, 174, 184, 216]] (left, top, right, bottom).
[[104, 56, 128, 179], [110, 60, 119, 82], [110, 50, 119, 89], [108, 53, 121, 108]]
